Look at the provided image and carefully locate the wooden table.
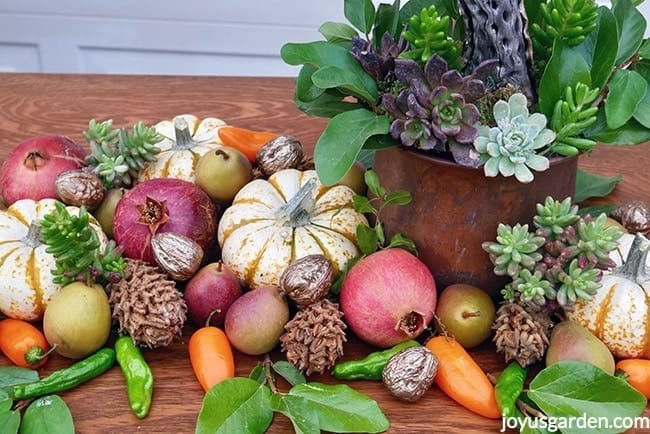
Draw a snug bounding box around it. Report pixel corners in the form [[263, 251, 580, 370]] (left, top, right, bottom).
[[0, 73, 648, 434]]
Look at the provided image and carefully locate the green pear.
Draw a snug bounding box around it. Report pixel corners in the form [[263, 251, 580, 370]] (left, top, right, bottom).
[[545, 320, 615, 375]]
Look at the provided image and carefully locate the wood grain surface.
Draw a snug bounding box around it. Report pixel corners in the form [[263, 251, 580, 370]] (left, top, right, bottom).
[[0, 73, 648, 434]]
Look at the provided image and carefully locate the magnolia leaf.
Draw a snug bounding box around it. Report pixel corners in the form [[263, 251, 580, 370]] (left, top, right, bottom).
[[270, 394, 320, 434], [20, 395, 74, 434], [318, 21, 358, 43], [632, 87, 650, 128], [0, 410, 20, 434], [356, 224, 379, 255], [612, 0, 647, 65], [528, 361, 647, 434], [538, 41, 592, 118], [575, 169, 622, 203], [311, 65, 377, 103], [280, 41, 377, 103], [285, 382, 390, 433], [314, 109, 390, 185], [585, 108, 650, 144], [195, 378, 273, 434], [587, 7, 618, 90], [605, 69, 647, 129], [344, 0, 376, 34], [272, 361, 306, 386]]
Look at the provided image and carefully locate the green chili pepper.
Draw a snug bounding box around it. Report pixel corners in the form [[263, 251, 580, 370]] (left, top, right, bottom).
[[115, 335, 154, 419], [494, 361, 528, 418], [332, 340, 420, 380], [12, 347, 116, 400]]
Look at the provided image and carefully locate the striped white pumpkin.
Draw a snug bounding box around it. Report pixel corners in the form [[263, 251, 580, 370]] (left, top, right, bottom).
[[0, 198, 107, 321]]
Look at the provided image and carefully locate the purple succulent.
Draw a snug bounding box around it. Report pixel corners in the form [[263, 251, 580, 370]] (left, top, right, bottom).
[[381, 55, 498, 164], [350, 32, 406, 84]]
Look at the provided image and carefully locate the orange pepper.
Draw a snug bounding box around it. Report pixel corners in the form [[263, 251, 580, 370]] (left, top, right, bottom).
[[0, 318, 51, 368], [189, 322, 235, 392], [217, 125, 278, 163], [425, 336, 501, 419], [616, 359, 650, 398]]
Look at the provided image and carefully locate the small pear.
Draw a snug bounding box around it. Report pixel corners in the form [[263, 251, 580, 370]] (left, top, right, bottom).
[[545, 320, 615, 375]]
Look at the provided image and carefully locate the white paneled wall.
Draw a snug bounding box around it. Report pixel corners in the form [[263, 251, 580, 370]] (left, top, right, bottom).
[[0, 1, 647, 76]]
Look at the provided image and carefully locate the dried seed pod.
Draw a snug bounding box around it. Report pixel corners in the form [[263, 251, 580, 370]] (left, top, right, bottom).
[[279, 254, 333, 308], [256, 135, 304, 177], [55, 169, 105, 210], [382, 346, 438, 402], [612, 201, 650, 236], [151, 232, 204, 281]]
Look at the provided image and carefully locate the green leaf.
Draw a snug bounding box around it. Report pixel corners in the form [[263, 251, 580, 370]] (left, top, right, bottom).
[[586, 7, 618, 90], [577, 204, 618, 218], [356, 224, 379, 255], [639, 38, 650, 59], [248, 363, 265, 384], [374, 222, 386, 246], [632, 86, 650, 128], [311, 65, 377, 102], [373, 2, 401, 45], [352, 195, 374, 214], [19, 395, 74, 434], [538, 41, 592, 118], [364, 169, 386, 198], [605, 69, 648, 129], [272, 361, 306, 386], [386, 234, 418, 254], [612, 0, 647, 65], [280, 41, 378, 103], [0, 410, 20, 434], [195, 378, 273, 434], [344, 0, 376, 34], [528, 361, 647, 434], [0, 367, 39, 391], [574, 169, 623, 203], [270, 394, 320, 434], [295, 65, 361, 118], [0, 390, 11, 413], [585, 107, 650, 144], [313, 109, 390, 185], [383, 190, 412, 207], [286, 382, 389, 433], [318, 21, 358, 43]]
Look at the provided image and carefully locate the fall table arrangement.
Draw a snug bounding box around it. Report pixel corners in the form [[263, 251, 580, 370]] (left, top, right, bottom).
[[0, 1, 650, 434]]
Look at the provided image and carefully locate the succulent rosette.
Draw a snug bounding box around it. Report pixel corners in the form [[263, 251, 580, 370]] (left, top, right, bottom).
[[474, 93, 555, 183]]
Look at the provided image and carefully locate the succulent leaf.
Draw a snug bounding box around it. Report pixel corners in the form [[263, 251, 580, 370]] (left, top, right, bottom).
[[401, 5, 462, 68]]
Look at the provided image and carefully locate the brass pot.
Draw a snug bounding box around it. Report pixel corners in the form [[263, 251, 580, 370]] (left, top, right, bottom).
[[372, 147, 578, 298]]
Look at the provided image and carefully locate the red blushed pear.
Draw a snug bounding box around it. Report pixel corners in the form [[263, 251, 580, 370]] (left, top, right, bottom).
[[339, 248, 437, 348], [0, 135, 87, 205]]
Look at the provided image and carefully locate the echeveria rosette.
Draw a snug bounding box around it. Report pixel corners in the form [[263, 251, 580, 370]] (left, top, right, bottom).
[[482, 223, 545, 278], [474, 93, 555, 183], [382, 55, 495, 160], [503, 269, 556, 306]]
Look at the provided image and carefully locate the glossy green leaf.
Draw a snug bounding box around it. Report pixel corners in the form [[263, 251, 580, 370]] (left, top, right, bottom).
[[195, 378, 273, 434], [314, 109, 390, 185], [577, 204, 618, 218], [538, 41, 592, 118], [311, 65, 377, 102], [295, 65, 326, 103], [270, 394, 319, 434], [0, 367, 38, 391], [352, 195, 374, 214], [248, 363, 265, 384], [272, 361, 306, 386], [281, 41, 377, 103], [574, 170, 623, 203], [585, 108, 650, 144], [19, 395, 74, 434], [373, 2, 401, 45], [633, 87, 650, 128], [0, 391, 11, 413], [612, 0, 647, 65], [295, 66, 360, 118], [528, 361, 647, 434], [356, 224, 379, 255], [318, 22, 358, 43], [605, 69, 647, 129], [587, 7, 618, 90], [286, 382, 389, 433], [344, 0, 376, 34], [639, 39, 650, 59], [0, 410, 20, 434]]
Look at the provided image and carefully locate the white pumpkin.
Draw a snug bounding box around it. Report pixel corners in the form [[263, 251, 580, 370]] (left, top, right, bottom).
[[566, 233, 650, 358], [138, 114, 226, 182], [0, 198, 108, 321], [217, 169, 368, 289], [610, 232, 650, 268]]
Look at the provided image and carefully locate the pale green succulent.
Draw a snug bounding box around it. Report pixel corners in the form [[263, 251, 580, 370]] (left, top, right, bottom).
[[474, 93, 555, 183], [481, 223, 545, 277]]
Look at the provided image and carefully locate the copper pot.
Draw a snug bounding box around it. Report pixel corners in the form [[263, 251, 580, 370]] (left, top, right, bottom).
[[372, 147, 578, 298]]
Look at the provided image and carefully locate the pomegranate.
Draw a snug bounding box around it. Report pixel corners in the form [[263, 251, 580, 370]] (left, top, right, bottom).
[[113, 178, 217, 264], [0, 135, 86, 205], [339, 248, 437, 348]]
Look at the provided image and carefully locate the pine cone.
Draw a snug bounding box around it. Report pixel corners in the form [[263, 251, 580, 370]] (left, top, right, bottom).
[[492, 301, 554, 367], [109, 258, 186, 348], [279, 298, 347, 376]]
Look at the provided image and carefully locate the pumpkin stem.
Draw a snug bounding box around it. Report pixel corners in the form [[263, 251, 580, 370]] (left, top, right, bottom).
[[618, 233, 650, 283], [23, 222, 43, 248], [276, 177, 317, 227], [173, 117, 197, 150]]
